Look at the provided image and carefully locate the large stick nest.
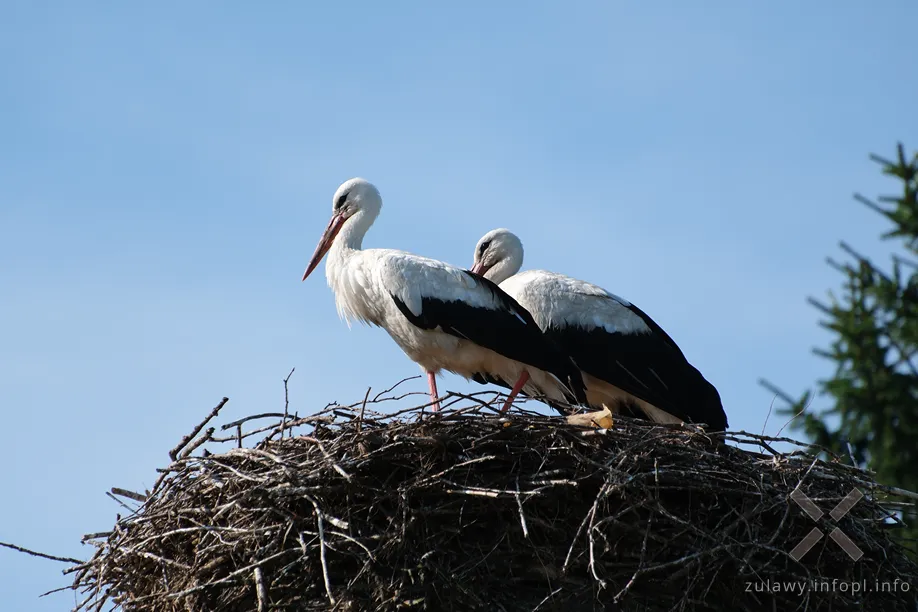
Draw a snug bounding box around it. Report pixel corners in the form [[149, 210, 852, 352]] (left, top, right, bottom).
[[63, 380, 917, 611]]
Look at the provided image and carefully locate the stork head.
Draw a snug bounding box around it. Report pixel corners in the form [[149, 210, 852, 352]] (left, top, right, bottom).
[[470, 228, 524, 284], [302, 178, 382, 281]]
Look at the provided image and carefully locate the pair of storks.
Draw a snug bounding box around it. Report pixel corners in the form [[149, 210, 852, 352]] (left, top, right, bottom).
[[301, 178, 728, 432]]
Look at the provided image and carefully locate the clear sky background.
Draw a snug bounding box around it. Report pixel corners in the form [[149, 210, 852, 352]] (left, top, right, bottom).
[[2, 2, 916, 608]]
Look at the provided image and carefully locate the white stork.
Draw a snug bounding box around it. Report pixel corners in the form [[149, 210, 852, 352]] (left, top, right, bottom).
[[469, 228, 728, 431], [300, 179, 587, 413]]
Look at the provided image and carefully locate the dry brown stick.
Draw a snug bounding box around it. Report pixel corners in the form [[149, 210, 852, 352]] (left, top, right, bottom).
[[169, 397, 229, 461], [254, 566, 268, 611], [586, 483, 606, 588], [326, 528, 375, 561], [178, 426, 215, 460], [415, 455, 498, 485], [372, 374, 421, 401], [437, 390, 502, 414], [383, 394, 462, 419], [73, 589, 97, 611], [282, 367, 295, 439], [105, 492, 134, 512], [0, 541, 82, 564], [760, 394, 777, 453], [306, 495, 336, 600], [120, 549, 295, 605], [299, 493, 336, 606], [39, 584, 79, 598], [625, 543, 746, 579], [79, 533, 111, 543], [127, 525, 261, 551], [219, 419, 288, 444], [221, 413, 288, 431], [562, 489, 598, 572], [64, 559, 93, 576], [776, 392, 815, 438], [614, 513, 655, 602], [302, 437, 352, 481], [514, 476, 529, 538], [91, 590, 108, 612], [532, 587, 563, 611], [357, 386, 371, 434], [128, 550, 191, 570], [261, 414, 337, 443], [110, 487, 147, 503]]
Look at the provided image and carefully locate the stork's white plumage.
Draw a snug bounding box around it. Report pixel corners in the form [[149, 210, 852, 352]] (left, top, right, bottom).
[[301, 179, 587, 412], [470, 228, 728, 431]]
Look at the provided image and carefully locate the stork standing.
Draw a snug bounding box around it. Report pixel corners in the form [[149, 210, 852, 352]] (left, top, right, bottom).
[[300, 179, 587, 412], [470, 228, 728, 431]]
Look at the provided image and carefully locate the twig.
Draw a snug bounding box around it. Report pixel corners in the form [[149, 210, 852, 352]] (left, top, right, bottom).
[[372, 374, 421, 401], [178, 427, 215, 460], [110, 487, 147, 503], [254, 567, 268, 612], [221, 413, 290, 431], [357, 386, 370, 434], [169, 397, 229, 461], [124, 549, 295, 604], [302, 495, 335, 605], [39, 584, 78, 598], [282, 367, 295, 439], [761, 395, 775, 438], [79, 533, 112, 543], [586, 483, 607, 589], [0, 541, 82, 564], [614, 514, 654, 601], [757, 378, 798, 408], [105, 491, 134, 512], [514, 476, 529, 538], [302, 436, 352, 481], [531, 587, 563, 611]]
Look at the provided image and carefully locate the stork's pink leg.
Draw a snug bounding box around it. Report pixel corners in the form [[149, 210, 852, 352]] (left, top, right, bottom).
[[427, 371, 441, 412], [501, 371, 531, 412]]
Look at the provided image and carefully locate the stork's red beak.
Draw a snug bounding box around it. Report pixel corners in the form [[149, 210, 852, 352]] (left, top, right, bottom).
[[302, 213, 346, 281], [470, 262, 488, 276]]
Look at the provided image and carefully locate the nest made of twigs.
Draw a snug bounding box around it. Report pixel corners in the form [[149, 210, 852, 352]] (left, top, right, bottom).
[[62, 381, 917, 611]]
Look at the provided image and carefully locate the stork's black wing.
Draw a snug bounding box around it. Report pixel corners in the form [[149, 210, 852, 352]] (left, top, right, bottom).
[[543, 308, 727, 431], [390, 271, 587, 405]]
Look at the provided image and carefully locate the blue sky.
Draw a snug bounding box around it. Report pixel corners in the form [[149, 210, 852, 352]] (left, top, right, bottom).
[[2, 1, 916, 608]]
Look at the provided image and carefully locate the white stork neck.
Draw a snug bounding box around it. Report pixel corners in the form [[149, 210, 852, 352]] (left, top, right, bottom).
[[326, 208, 376, 281], [484, 251, 523, 284], [334, 208, 379, 254]]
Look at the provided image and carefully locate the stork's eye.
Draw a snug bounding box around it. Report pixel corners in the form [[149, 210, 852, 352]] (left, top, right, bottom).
[[334, 192, 349, 210], [478, 240, 491, 256]]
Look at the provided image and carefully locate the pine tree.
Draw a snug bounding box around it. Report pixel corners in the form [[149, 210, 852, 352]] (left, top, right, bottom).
[[760, 143, 918, 553]]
